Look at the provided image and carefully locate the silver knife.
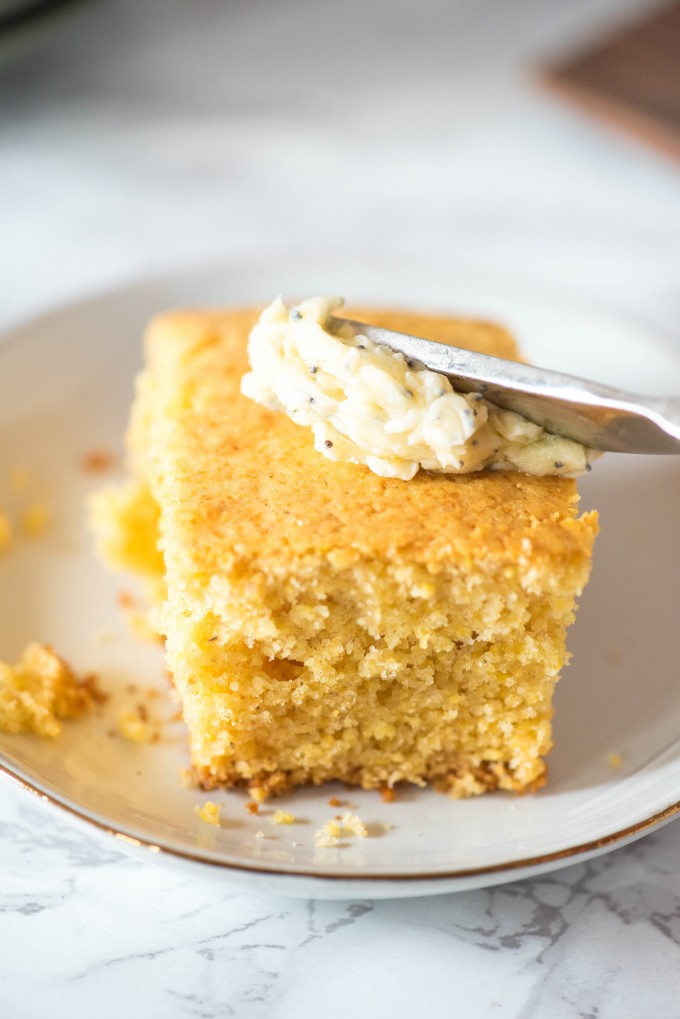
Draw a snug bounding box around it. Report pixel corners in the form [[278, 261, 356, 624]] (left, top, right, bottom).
[[334, 317, 680, 454]]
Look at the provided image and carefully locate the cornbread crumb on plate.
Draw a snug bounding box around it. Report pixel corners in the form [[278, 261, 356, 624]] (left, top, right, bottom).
[[270, 809, 295, 825], [196, 801, 221, 826], [327, 796, 348, 808], [117, 711, 154, 743], [0, 643, 101, 738], [607, 752, 623, 768], [80, 448, 116, 474], [117, 701, 164, 744], [315, 812, 369, 848], [91, 306, 597, 802], [0, 510, 12, 554]]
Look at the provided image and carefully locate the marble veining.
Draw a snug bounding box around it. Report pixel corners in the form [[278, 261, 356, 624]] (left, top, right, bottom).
[[2, 784, 680, 1018], [2, 0, 680, 1014]]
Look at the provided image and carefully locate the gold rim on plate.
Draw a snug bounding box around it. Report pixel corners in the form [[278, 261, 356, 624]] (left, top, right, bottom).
[[2, 759, 679, 884]]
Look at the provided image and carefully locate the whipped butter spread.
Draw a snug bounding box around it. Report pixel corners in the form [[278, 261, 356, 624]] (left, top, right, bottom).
[[241, 297, 598, 481]]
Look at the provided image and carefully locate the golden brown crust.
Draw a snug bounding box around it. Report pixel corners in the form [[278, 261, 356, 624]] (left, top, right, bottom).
[[139, 307, 597, 573], [192, 754, 545, 800]]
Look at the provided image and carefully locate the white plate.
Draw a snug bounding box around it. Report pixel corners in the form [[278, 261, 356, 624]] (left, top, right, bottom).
[[1, 254, 679, 900]]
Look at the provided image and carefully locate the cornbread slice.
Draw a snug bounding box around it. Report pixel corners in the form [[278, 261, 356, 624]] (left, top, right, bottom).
[[91, 307, 597, 798]]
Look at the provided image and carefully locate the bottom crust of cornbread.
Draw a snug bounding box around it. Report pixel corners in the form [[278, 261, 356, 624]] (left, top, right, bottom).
[[91, 306, 598, 800], [191, 756, 546, 799]]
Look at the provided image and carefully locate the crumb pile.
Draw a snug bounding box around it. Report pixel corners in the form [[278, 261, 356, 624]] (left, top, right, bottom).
[[0, 644, 101, 738], [90, 307, 597, 800]]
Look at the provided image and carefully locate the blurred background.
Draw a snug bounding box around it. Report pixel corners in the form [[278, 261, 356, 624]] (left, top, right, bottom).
[[1, 0, 679, 330]]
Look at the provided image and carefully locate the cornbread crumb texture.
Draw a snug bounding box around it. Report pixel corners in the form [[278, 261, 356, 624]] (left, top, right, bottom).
[[0, 511, 11, 554], [93, 305, 598, 801], [315, 812, 368, 848], [271, 809, 295, 825], [196, 801, 221, 826], [0, 644, 101, 738]]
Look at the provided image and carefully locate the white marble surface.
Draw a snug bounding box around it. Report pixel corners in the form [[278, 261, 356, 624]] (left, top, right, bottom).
[[2, 0, 680, 1015]]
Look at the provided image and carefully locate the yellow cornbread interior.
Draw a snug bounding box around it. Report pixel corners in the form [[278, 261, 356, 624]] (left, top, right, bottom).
[[91, 307, 597, 798]]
